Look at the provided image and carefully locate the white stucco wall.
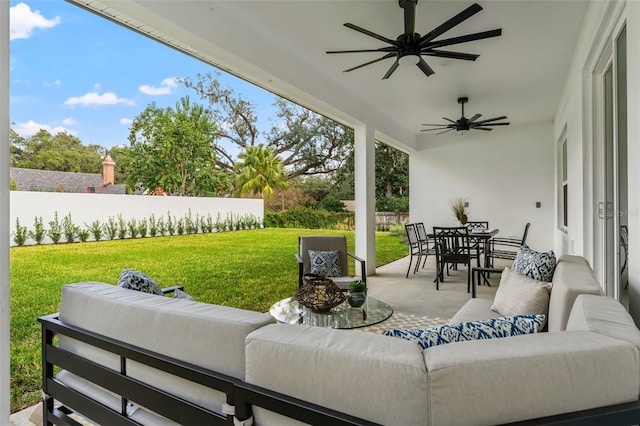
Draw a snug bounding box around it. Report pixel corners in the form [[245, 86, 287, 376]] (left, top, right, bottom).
[[409, 121, 554, 252], [553, 1, 640, 322], [9, 192, 263, 245]]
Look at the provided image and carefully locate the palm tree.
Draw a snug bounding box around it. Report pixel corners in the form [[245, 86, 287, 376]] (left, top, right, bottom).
[[235, 144, 288, 199]]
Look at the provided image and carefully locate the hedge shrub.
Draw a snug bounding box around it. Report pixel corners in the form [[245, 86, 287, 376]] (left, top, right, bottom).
[[264, 208, 354, 230]]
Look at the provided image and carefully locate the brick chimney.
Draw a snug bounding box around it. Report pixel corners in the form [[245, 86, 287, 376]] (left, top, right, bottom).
[[102, 154, 115, 186]]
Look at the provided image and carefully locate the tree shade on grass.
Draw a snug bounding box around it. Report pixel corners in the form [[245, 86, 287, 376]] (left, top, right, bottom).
[[9, 228, 407, 413]]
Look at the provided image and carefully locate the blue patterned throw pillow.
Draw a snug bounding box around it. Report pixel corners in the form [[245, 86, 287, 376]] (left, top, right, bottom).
[[308, 250, 341, 277], [117, 269, 163, 296], [512, 246, 556, 282], [382, 314, 545, 350]]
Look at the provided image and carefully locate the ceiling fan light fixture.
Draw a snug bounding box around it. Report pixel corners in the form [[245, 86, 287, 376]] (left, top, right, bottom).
[[399, 54, 421, 66]]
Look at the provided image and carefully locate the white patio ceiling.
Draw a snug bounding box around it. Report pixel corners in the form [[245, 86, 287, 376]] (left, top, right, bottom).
[[69, 0, 590, 151]]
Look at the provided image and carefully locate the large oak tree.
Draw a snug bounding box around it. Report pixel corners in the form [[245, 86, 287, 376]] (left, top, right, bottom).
[[179, 73, 353, 178]]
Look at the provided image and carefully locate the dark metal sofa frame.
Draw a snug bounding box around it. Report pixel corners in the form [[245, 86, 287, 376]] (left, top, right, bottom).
[[39, 288, 640, 426]]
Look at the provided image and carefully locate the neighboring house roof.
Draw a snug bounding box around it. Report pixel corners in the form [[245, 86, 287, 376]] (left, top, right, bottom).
[[9, 168, 127, 194]]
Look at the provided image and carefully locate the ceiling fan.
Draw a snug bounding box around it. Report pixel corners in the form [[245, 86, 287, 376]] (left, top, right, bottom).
[[326, 1, 502, 80], [421, 97, 510, 134]]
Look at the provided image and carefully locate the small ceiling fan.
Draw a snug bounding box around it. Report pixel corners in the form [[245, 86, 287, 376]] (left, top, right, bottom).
[[421, 97, 510, 134], [326, 1, 502, 80]]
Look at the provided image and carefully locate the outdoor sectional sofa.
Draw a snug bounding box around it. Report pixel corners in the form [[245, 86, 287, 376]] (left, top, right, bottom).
[[40, 254, 640, 425]]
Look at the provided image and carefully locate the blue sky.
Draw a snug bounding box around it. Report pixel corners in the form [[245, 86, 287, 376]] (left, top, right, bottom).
[[9, 1, 280, 150]]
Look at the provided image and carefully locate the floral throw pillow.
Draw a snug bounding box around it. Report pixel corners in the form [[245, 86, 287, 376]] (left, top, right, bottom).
[[308, 250, 342, 277], [382, 314, 545, 350], [512, 246, 557, 282], [117, 269, 163, 296]]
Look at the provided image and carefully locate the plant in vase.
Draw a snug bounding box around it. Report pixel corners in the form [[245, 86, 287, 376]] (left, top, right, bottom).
[[347, 280, 367, 307], [449, 197, 469, 225]]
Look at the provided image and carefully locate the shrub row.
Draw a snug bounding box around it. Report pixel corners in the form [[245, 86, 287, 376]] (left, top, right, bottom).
[[264, 208, 354, 230], [12, 210, 262, 246]]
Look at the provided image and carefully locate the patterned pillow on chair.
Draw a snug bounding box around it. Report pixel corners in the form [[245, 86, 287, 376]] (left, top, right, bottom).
[[512, 246, 556, 282], [117, 269, 164, 295], [308, 250, 341, 277], [382, 314, 545, 350]]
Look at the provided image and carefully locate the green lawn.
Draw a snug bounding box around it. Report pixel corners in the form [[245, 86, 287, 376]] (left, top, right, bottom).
[[9, 228, 407, 413]]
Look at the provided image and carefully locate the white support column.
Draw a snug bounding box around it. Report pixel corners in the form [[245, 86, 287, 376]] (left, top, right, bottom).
[[354, 124, 376, 275], [0, 0, 10, 422]]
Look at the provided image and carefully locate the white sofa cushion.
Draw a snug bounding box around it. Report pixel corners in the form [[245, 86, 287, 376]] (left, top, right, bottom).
[[567, 294, 640, 348], [245, 324, 429, 426], [424, 331, 640, 426], [58, 282, 275, 416], [548, 255, 603, 331]]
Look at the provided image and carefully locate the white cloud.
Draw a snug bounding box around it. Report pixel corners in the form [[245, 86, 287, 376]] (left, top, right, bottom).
[[13, 120, 76, 137], [62, 117, 75, 125], [120, 118, 133, 125], [64, 92, 134, 107], [10, 3, 60, 41], [42, 79, 62, 88], [139, 77, 178, 95]]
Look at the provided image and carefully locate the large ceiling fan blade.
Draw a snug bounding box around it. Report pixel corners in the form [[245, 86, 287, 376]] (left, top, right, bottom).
[[416, 57, 434, 77], [424, 29, 503, 50], [474, 127, 493, 131], [422, 123, 450, 126], [475, 122, 510, 126], [418, 3, 483, 47], [343, 53, 396, 73], [474, 115, 508, 125], [443, 117, 457, 124], [468, 113, 482, 122], [437, 129, 455, 135], [327, 47, 397, 54], [421, 50, 479, 61], [382, 59, 400, 80], [344, 23, 400, 46], [421, 127, 452, 132]]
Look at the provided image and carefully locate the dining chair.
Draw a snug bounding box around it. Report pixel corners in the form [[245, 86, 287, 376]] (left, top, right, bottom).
[[432, 226, 479, 292], [466, 220, 490, 257], [415, 222, 436, 269], [404, 223, 429, 278]]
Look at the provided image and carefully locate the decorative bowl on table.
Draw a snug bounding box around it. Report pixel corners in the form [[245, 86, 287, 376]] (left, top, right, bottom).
[[294, 275, 346, 313]]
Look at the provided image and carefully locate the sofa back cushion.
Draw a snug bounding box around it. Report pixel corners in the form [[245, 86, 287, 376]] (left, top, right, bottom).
[[58, 282, 275, 414], [567, 294, 640, 349], [245, 324, 429, 425], [548, 255, 603, 332]]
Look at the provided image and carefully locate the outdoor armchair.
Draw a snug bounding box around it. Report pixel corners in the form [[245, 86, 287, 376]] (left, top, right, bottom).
[[296, 236, 366, 290]]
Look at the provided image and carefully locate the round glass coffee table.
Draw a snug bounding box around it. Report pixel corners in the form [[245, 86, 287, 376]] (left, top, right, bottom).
[[269, 296, 393, 329]]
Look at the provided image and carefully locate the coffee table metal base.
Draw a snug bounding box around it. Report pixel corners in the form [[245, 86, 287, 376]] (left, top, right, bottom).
[[269, 296, 393, 329]]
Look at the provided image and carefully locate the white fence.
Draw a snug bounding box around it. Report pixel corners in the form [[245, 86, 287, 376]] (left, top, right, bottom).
[[9, 192, 263, 246]]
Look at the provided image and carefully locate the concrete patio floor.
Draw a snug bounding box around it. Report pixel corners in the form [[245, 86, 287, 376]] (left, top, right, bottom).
[[367, 254, 506, 320]]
